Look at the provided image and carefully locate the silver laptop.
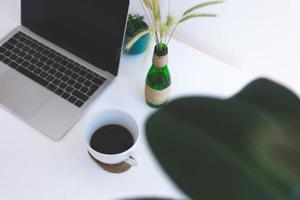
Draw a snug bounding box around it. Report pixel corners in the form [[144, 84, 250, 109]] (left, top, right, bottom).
[[0, 0, 129, 140]]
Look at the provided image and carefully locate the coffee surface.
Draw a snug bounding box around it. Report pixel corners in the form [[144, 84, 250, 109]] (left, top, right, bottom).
[[90, 124, 134, 154]]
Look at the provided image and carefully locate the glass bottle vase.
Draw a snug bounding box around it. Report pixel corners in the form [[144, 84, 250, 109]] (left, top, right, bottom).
[[145, 44, 171, 108]]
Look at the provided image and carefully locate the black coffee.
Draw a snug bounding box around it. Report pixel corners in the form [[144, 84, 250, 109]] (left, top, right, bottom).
[[90, 124, 134, 154]]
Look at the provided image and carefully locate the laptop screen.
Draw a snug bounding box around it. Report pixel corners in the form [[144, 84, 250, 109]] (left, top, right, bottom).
[[21, 0, 129, 76]]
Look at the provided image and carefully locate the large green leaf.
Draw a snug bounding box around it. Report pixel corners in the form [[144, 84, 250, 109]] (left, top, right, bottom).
[[146, 78, 300, 200], [179, 13, 217, 24]]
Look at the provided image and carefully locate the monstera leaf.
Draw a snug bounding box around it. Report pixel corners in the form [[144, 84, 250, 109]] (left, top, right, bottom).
[[146, 78, 300, 200]]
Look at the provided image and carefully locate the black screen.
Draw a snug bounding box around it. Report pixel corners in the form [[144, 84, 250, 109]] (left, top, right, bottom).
[[21, 0, 129, 76]]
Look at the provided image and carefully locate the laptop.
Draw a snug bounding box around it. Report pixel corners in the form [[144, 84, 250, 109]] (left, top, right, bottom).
[[0, 0, 129, 140]]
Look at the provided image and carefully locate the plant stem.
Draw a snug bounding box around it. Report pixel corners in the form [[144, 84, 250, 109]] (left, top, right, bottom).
[[139, 1, 151, 26], [167, 22, 179, 45], [140, 1, 159, 44]]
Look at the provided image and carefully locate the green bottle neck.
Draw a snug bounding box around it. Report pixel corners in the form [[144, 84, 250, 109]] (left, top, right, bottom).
[[152, 53, 168, 68]]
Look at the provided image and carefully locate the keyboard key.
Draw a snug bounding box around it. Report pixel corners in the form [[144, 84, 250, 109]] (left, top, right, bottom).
[[23, 61, 30, 67], [16, 43, 24, 48], [0, 54, 4, 61], [68, 96, 77, 103], [61, 75, 69, 82], [42, 65, 50, 71], [24, 40, 31, 46], [10, 54, 18, 60], [58, 66, 66, 72], [75, 100, 84, 108], [3, 43, 14, 50], [55, 56, 62, 62], [72, 66, 81, 72], [37, 61, 44, 67], [24, 54, 32, 60], [37, 46, 43, 52], [75, 100, 84, 107], [49, 68, 56, 75], [46, 59, 54, 65], [73, 90, 88, 102], [36, 53, 42, 59], [60, 59, 68, 66], [55, 88, 64, 95], [78, 77, 85, 83], [46, 75, 54, 82], [71, 73, 79, 79], [18, 51, 26, 57], [28, 65, 35, 71], [65, 69, 73, 75], [0, 46, 6, 53], [3, 58, 10, 64], [84, 80, 92, 87], [4, 51, 12, 57], [13, 33, 21, 39], [59, 82, 67, 89], [13, 48, 20, 54], [8, 38, 17, 45], [17, 67, 48, 87], [16, 57, 24, 63], [67, 79, 75, 86], [42, 49, 50, 56], [31, 43, 38, 49], [29, 49, 36, 55], [40, 56, 48, 62], [40, 72, 47, 78], [53, 63, 60, 68], [80, 86, 89, 93], [55, 72, 63, 78], [79, 70, 87, 76], [62, 92, 70, 99], [53, 79, 61, 85], [23, 46, 30, 51], [92, 77, 104, 85], [66, 86, 74, 93], [67, 63, 74, 69], [34, 68, 41, 75], [85, 73, 93, 79], [87, 84, 99, 96], [31, 58, 38, 64], [74, 82, 82, 89], [47, 84, 57, 92], [8, 62, 18, 69]]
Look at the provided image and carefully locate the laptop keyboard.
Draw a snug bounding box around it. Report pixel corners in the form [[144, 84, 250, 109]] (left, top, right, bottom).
[[0, 31, 106, 108]]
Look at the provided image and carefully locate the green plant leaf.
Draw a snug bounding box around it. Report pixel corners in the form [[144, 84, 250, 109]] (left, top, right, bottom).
[[153, 0, 161, 23], [124, 30, 151, 51], [143, 0, 152, 10], [183, 1, 223, 16], [146, 78, 300, 200], [179, 13, 217, 24], [160, 15, 176, 42], [126, 14, 149, 37], [141, 0, 222, 45]]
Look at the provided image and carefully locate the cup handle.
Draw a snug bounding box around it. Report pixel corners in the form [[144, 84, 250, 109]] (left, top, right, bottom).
[[125, 153, 138, 166]]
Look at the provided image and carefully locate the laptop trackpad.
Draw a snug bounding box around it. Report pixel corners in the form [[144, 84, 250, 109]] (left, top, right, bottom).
[[0, 71, 53, 119]]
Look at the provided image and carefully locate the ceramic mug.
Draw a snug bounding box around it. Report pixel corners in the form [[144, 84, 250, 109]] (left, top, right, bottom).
[[85, 110, 139, 166]]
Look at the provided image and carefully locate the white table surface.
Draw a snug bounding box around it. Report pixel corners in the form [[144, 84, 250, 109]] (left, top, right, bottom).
[[0, 4, 256, 200]]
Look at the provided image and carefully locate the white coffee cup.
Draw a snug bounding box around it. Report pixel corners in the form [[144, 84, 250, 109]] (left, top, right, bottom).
[[85, 110, 139, 166]]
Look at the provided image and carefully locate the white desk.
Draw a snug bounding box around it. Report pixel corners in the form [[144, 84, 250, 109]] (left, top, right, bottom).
[[0, 6, 256, 200]]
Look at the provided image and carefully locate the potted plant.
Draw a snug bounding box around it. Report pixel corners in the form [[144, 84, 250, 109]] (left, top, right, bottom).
[[144, 78, 300, 199], [125, 14, 150, 55], [125, 0, 223, 108]]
